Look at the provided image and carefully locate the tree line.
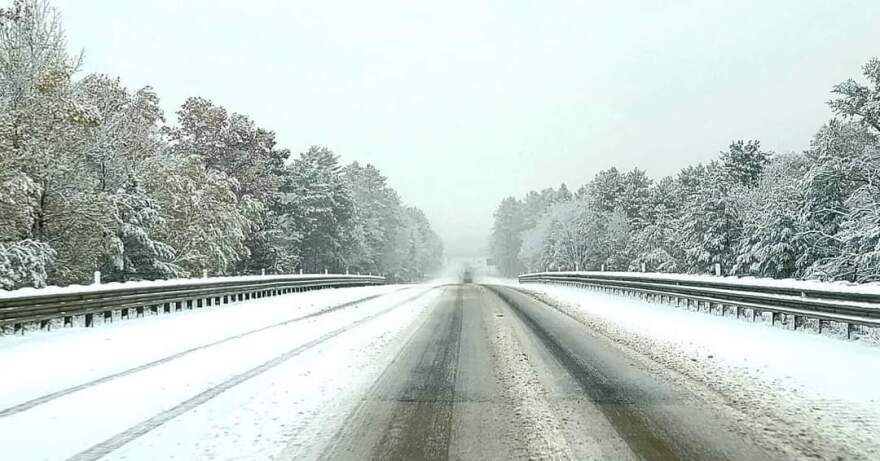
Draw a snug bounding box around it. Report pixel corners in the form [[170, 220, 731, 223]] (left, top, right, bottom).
[[0, 0, 443, 289], [491, 56, 880, 283]]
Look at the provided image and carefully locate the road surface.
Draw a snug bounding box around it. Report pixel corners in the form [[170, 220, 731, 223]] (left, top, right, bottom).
[[321, 284, 778, 460], [0, 283, 821, 460]]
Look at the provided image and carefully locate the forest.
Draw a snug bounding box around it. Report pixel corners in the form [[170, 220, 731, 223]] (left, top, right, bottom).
[[491, 56, 880, 283], [0, 0, 443, 289]]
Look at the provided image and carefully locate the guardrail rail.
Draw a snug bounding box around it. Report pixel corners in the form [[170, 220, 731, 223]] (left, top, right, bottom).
[[519, 271, 880, 340], [0, 274, 385, 335]]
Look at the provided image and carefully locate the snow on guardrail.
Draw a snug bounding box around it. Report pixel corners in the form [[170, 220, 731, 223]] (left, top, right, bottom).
[[519, 271, 880, 296], [519, 271, 880, 340], [0, 273, 384, 300]]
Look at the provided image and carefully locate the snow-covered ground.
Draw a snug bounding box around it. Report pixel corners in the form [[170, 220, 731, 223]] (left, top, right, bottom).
[[104, 290, 440, 461], [0, 284, 403, 410], [0, 284, 437, 461], [510, 281, 880, 458]]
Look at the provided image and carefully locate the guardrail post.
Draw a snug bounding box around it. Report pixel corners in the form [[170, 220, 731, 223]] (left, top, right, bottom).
[[93, 270, 101, 285], [85, 313, 93, 327], [818, 319, 826, 334], [847, 323, 857, 340]]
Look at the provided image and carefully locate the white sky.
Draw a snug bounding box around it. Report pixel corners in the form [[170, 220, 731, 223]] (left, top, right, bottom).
[[52, 0, 880, 256]]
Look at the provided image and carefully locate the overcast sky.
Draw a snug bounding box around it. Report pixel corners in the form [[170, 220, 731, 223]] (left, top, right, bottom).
[[53, 0, 880, 256]]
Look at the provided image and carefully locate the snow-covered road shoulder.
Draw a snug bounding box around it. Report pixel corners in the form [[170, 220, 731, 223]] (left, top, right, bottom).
[[0, 284, 405, 412], [0, 284, 439, 461], [510, 282, 880, 460]]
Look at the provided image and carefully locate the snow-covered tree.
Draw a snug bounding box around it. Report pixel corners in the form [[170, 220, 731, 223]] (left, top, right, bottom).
[[0, 0, 106, 285], [282, 146, 353, 273], [586, 167, 625, 213], [492, 56, 880, 286], [630, 176, 682, 272], [165, 97, 289, 203], [72, 74, 179, 281], [732, 154, 808, 278], [0, 0, 445, 288], [165, 97, 290, 274], [0, 239, 55, 289], [797, 121, 877, 278], [342, 162, 402, 274], [830, 57, 880, 133], [721, 140, 771, 188], [383, 206, 443, 282], [490, 197, 525, 276], [145, 154, 255, 276], [619, 168, 653, 228], [679, 163, 740, 274]]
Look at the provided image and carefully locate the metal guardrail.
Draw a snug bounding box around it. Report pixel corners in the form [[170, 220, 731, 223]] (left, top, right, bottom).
[[518, 272, 880, 339], [0, 275, 385, 334]]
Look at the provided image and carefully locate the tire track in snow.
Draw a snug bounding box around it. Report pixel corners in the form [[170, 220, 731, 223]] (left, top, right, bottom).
[[487, 285, 681, 460], [316, 285, 462, 461], [370, 285, 462, 460], [64, 287, 435, 461], [0, 288, 410, 418]]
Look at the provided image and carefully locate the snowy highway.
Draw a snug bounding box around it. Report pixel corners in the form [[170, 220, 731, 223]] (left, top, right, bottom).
[[1, 282, 879, 460]]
